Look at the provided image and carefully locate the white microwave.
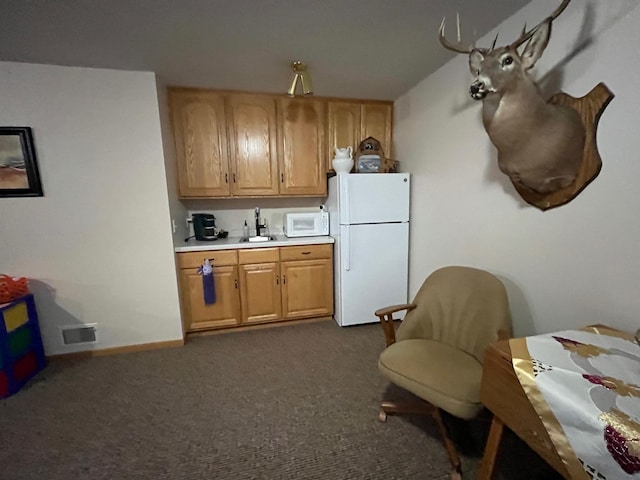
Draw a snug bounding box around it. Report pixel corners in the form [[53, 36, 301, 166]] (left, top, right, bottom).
[[284, 210, 329, 238]]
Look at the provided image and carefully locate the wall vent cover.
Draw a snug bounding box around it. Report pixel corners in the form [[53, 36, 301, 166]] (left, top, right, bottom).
[[60, 324, 98, 345]]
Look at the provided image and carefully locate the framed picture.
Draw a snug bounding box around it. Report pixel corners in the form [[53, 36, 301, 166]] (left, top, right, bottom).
[[0, 127, 43, 197]]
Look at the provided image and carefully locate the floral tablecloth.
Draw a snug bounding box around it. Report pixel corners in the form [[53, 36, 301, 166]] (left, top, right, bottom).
[[510, 326, 640, 479]]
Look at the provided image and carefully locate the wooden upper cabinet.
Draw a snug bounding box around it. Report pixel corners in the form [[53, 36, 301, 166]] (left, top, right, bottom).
[[278, 97, 327, 196], [327, 100, 393, 171], [226, 94, 279, 196], [361, 103, 393, 157], [170, 90, 230, 197], [169, 89, 392, 198], [328, 102, 361, 172]]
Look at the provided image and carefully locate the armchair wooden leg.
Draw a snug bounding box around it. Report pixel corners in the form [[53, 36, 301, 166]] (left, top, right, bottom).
[[378, 400, 436, 422], [432, 408, 463, 480], [378, 401, 464, 479]]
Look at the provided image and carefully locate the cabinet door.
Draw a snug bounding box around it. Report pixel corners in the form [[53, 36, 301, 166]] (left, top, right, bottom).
[[169, 90, 231, 197], [327, 102, 360, 173], [281, 259, 334, 319], [180, 266, 241, 331], [278, 98, 326, 196], [361, 103, 393, 158], [239, 263, 282, 324], [226, 94, 279, 196]]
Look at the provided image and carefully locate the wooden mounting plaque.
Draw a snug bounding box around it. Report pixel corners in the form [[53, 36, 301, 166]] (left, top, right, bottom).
[[511, 82, 614, 211]]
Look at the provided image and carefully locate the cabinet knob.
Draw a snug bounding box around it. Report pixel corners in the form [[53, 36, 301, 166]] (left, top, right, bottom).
[[233, 173, 237, 183], [276, 275, 280, 285], [224, 173, 228, 183], [281, 173, 284, 183], [283, 275, 286, 285], [301, 251, 311, 255]]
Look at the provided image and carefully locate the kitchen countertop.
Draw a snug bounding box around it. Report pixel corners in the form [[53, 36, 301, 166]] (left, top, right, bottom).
[[175, 235, 334, 252]]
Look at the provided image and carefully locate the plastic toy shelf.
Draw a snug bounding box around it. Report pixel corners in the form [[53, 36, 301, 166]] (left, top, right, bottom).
[[0, 294, 46, 399]]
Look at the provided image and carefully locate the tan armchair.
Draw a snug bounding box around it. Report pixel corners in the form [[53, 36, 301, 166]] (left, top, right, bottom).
[[376, 266, 512, 479]]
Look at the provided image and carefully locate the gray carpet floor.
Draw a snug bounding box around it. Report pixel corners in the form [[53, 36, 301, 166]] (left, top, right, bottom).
[[0, 320, 559, 479]]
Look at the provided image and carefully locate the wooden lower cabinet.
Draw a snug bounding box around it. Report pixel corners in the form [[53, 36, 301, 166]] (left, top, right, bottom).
[[279, 243, 334, 319], [238, 247, 281, 325], [177, 250, 241, 331], [177, 243, 333, 333], [179, 265, 241, 331], [281, 258, 333, 319]]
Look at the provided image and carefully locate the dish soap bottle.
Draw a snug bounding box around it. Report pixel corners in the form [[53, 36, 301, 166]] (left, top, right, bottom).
[[242, 220, 249, 239]]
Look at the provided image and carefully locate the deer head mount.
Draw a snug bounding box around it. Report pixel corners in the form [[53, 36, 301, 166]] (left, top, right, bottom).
[[439, 0, 613, 210]]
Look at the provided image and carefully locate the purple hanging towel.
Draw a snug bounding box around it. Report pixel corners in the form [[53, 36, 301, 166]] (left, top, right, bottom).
[[199, 259, 216, 305]]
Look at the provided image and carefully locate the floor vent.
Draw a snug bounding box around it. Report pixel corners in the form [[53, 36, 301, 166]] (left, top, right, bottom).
[[60, 324, 98, 345]]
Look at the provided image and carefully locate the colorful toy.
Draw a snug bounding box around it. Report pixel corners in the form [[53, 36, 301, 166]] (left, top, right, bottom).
[[0, 294, 46, 399]]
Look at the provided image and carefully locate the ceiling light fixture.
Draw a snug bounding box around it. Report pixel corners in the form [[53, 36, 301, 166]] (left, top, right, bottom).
[[287, 61, 313, 96]]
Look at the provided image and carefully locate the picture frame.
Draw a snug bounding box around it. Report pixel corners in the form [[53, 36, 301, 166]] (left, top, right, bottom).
[[0, 127, 43, 197]]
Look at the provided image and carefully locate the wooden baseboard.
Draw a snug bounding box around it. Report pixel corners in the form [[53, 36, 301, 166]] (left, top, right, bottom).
[[47, 338, 185, 361], [186, 316, 333, 338]]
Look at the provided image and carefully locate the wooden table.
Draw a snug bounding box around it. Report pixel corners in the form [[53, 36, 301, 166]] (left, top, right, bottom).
[[476, 338, 571, 479]]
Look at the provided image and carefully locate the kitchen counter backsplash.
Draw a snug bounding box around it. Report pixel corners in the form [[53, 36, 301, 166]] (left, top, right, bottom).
[[183, 199, 326, 240], [175, 235, 334, 252]]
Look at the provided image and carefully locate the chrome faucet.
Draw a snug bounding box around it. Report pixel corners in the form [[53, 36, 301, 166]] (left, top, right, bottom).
[[255, 207, 266, 237]]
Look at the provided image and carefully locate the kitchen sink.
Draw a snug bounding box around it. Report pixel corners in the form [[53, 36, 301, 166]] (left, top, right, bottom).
[[239, 235, 278, 243]]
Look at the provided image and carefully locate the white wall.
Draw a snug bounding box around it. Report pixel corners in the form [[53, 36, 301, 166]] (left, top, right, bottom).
[[0, 62, 184, 354], [395, 0, 640, 336]]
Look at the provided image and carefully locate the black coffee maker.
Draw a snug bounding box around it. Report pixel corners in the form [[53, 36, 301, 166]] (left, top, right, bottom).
[[192, 213, 217, 241]]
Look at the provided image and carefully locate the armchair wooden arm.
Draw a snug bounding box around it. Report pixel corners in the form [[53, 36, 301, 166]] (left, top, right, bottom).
[[375, 303, 417, 347]]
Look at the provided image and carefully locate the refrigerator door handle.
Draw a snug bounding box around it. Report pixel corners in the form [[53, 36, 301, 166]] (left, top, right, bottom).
[[344, 225, 350, 271], [342, 177, 350, 225]]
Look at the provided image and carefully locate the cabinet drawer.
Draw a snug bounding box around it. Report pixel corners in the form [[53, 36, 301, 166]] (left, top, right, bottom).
[[280, 244, 332, 261], [238, 248, 280, 265], [177, 250, 238, 269]]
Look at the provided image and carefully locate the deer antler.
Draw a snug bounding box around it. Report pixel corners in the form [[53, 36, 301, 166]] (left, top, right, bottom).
[[510, 0, 571, 48], [439, 14, 475, 54]]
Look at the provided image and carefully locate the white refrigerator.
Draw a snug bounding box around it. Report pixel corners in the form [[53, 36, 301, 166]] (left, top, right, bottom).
[[326, 173, 410, 326]]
